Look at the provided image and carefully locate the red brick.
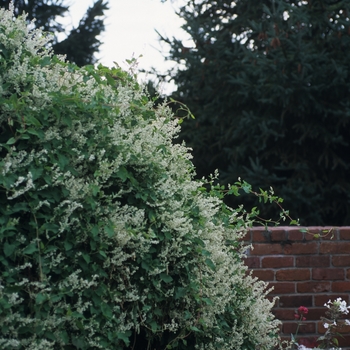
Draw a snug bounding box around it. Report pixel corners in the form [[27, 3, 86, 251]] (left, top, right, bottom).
[[266, 295, 277, 305], [268, 282, 295, 295], [296, 255, 330, 267], [285, 227, 304, 241], [251, 269, 274, 281], [250, 227, 269, 242], [249, 243, 283, 255], [332, 281, 350, 292], [262, 256, 294, 268], [297, 281, 331, 293], [337, 334, 350, 350], [251, 230, 269, 242], [338, 335, 350, 348], [339, 227, 350, 240], [241, 230, 251, 241], [243, 256, 260, 268], [282, 321, 315, 334], [276, 269, 310, 281], [312, 268, 344, 280], [273, 308, 297, 320], [317, 321, 327, 334], [270, 229, 287, 242], [320, 242, 350, 254], [297, 337, 319, 349], [303, 231, 318, 241], [314, 294, 350, 306], [347, 268, 350, 279], [306, 307, 328, 320], [284, 242, 318, 255], [279, 295, 312, 307], [332, 255, 350, 267]]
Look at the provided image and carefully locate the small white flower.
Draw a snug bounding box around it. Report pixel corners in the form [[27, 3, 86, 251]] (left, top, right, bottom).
[[324, 299, 332, 308], [298, 345, 312, 350]]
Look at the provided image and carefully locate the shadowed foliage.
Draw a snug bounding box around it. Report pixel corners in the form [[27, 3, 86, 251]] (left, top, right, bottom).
[[162, 0, 350, 225]]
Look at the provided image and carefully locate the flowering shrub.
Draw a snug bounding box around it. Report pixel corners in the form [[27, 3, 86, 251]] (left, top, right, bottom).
[[0, 5, 281, 350]]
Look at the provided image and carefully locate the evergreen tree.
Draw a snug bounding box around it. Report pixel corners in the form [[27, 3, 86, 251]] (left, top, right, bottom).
[[163, 0, 350, 225], [0, 0, 108, 66]]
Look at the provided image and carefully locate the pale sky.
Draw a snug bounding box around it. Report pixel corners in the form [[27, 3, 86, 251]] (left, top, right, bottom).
[[62, 0, 190, 93]]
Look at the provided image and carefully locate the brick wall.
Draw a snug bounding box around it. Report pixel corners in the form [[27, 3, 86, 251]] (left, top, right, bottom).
[[243, 226, 350, 349]]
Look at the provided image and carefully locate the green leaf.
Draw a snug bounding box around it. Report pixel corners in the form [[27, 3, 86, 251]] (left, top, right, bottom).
[[74, 320, 84, 331], [25, 115, 42, 127], [57, 153, 69, 169], [104, 224, 114, 237], [12, 202, 29, 213], [29, 166, 43, 180], [202, 297, 213, 305], [90, 184, 100, 196], [99, 250, 107, 259], [41, 222, 59, 233], [205, 258, 216, 271], [23, 243, 37, 255], [35, 293, 47, 304], [40, 56, 51, 67], [150, 321, 158, 332], [101, 302, 113, 318], [190, 326, 201, 332], [72, 335, 86, 348], [201, 249, 211, 257], [64, 241, 73, 251], [117, 332, 131, 346], [141, 261, 149, 270], [6, 137, 16, 145], [61, 114, 72, 127], [160, 273, 173, 283], [3, 242, 16, 257], [175, 287, 186, 299], [116, 166, 128, 182], [82, 253, 90, 264], [242, 181, 251, 194]]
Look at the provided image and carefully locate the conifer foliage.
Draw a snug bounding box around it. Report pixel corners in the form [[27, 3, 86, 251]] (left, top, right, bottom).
[[0, 6, 280, 349], [164, 0, 350, 225], [0, 0, 108, 66]]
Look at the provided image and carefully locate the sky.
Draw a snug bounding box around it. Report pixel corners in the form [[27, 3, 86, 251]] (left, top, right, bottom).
[[62, 0, 190, 93]]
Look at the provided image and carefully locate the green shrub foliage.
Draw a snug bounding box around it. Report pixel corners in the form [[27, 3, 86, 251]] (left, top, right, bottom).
[[0, 6, 279, 349]]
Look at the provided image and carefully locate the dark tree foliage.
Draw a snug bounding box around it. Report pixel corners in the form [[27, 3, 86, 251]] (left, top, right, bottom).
[[0, 0, 108, 66], [163, 0, 350, 225]]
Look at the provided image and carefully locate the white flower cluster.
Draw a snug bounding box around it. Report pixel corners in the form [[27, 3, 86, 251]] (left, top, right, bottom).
[[323, 298, 350, 329], [325, 298, 350, 315]]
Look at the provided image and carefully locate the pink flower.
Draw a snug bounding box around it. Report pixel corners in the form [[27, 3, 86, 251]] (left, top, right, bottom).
[[298, 306, 309, 315]]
